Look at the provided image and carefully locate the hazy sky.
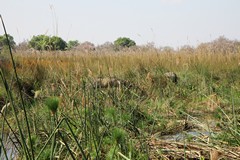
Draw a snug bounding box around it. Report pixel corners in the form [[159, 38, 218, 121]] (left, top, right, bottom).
[[1, 0, 240, 48]]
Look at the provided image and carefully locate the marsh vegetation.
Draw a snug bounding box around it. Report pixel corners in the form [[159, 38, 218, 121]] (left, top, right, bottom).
[[1, 48, 240, 159], [1, 16, 240, 160]]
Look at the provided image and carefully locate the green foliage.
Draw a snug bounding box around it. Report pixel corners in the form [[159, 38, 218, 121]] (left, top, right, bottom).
[[112, 128, 126, 144], [114, 37, 136, 48], [67, 40, 79, 50], [45, 97, 59, 115], [29, 35, 67, 51], [49, 36, 67, 51], [28, 35, 49, 50], [0, 34, 15, 52]]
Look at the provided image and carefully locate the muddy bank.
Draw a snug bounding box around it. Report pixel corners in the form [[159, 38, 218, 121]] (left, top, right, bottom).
[[137, 118, 240, 159]]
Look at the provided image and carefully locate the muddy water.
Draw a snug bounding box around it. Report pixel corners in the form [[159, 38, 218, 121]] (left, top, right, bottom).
[[160, 130, 214, 142], [0, 134, 18, 160]]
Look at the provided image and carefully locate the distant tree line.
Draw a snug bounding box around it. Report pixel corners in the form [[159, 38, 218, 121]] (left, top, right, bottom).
[[27, 35, 136, 52], [1, 33, 240, 54], [0, 33, 137, 53]]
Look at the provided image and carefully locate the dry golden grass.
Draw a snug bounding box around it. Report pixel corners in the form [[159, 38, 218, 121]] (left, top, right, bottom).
[[1, 49, 240, 159], [14, 50, 240, 80]]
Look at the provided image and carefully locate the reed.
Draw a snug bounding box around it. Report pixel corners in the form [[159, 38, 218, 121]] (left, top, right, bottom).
[[1, 16, 240, 159]]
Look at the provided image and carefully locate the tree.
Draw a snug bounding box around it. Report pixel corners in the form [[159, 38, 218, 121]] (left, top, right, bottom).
[[49, 36, 67, 51], [196, 36, 240, 54], [114, 37, 136, 48], [29, 35, 67, 51], [16, 41, 29, 51], [0, 34, 16, 51], [96, 42, 115, 52], [67, 40, 79, 50], [28, 35, 50, 50], [78, 41, 95, 52]]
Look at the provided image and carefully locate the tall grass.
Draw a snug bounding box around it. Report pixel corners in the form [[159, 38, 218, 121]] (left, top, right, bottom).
[[1, 14, 33, 159], [2, 51, 240, 159]]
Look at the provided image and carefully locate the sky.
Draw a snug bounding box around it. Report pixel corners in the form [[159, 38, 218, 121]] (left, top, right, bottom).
[[0, 0, 240, 48]]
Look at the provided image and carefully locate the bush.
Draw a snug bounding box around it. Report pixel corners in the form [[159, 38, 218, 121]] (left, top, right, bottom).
[[96, 42, 115, 53], [28, 35, 49, 51], [67, 40, 79, 50], [114, 37, 136, 48], [29, 35, 67, 51], [196, 36, 240, 54], [49, 36, 67, 51], [77, 41, 95, 52], [0, 34, 16, 52], [16, 41, 29, 51]]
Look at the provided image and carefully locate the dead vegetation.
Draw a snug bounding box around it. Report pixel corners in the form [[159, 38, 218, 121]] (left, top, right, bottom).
[[142, 137, 240, 160]]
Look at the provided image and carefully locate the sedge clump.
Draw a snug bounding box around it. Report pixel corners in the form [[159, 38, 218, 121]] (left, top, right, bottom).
[[45, 97, 59, 115]]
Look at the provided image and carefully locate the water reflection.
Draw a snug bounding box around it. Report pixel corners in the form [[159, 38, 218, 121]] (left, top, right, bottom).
[[0, 134, 18, 160], [160, 130, 214, 142]]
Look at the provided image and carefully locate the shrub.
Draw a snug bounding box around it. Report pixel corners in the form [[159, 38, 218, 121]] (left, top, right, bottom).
[[196, 36, 240, 54], [28, 35, 49, 51], [45, 97, 59, 115], [114, 37, 136, 48], [67, 40, 79, 50], [0, 34, 16, 52], [49, 36, 67, 51], [29, 35, 67, 51], [76, 41, 95, 52], [96, 42, 115, 52], [16, 41, 29, 51]]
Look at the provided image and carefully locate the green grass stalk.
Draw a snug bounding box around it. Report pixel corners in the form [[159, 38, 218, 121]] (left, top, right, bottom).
[[0, 69, 30, 159], [50, 115, 56, 160], [35, 118, 65, 160], [0, 110, 22, 153], [65, 118, 87, 159], [0, 15, 34, 159], [58, 131, 76, 160]]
